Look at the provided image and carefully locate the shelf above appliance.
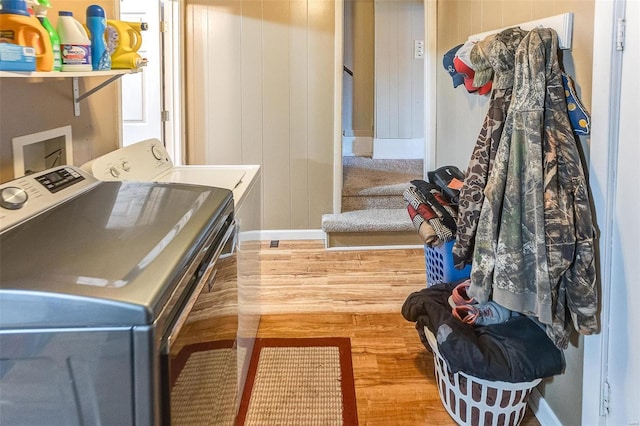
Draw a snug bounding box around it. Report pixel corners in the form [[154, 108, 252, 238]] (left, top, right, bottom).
[[0, 69, 142, 116]]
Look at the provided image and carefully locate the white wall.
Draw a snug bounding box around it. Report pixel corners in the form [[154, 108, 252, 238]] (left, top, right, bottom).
[[374, 0, 424, 141]]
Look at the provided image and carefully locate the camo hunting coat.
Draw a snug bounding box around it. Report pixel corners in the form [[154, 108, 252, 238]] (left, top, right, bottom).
[[467, 28, 598, 349], [452, 28, 527, 269]]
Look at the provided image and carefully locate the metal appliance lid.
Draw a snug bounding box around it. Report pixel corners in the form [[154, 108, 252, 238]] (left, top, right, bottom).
[[0, 178, 232, 329]]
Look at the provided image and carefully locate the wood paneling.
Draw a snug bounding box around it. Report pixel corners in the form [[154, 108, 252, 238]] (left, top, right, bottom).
[[240, 1, 264, 168], [306, 0, 335, 228], [184, 0, 335, 230], [262, 0, 293, 228], [374, 0, 424, 141], [343, 0, 375, 136], [435, 0, 594, 171], [290, 0, 310, 229]]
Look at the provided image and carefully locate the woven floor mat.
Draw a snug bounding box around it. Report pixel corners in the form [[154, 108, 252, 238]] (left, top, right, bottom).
[[171, 340, 238, 426], [237, 337, 358, 426]]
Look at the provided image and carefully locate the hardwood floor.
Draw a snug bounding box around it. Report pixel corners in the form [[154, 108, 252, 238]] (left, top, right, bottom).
[[177, 240, 541, 425]]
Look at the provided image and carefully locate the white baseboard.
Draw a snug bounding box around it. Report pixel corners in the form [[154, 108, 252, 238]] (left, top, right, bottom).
[[373, 138, 425, 159], [241, 229, 326, 242], [529, 388, 562, 426], [342, 136, 373, 157]]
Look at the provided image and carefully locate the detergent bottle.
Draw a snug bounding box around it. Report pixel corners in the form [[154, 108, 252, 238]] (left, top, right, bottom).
[[33, 0, 61, 71], [57, 10, 91, 71], [86, 4, 110, 70], [106, 19, 147, 69], [0, 0, 54, 71]]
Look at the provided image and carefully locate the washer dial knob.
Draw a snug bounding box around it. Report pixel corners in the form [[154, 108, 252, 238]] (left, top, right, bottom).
[[151, 145, 163, 161], [1, 187, 28, 210]]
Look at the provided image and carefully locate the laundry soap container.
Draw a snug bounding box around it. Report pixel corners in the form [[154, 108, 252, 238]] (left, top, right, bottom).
[[86, 4, 110, 70], [57, 10, 91, 71], [33, 0, 61, 71], [106, 19, 147, 69], [0, 0, 54, 71]]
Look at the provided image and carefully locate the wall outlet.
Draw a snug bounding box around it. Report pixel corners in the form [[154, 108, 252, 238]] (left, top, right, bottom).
[[414, 40, 425, 59]]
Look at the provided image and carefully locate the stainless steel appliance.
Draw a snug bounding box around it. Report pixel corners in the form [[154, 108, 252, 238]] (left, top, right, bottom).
[[0, 166, 235, 425]]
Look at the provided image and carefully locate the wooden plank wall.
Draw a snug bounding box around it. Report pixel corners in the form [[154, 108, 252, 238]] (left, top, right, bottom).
[[343, 0, 375, 137], [184, 0, 335, 230], [435, 0, 594, 171], [374, 0, 424, 140]]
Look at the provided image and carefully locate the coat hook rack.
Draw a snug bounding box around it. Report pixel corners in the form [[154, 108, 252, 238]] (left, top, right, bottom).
[[467, 13, 574, 50]]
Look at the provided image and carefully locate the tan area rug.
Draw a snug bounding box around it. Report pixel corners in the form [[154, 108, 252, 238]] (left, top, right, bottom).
[[170, 338, 357, 425], [237, 337, 358, 426], [171, 340, 238, 426]]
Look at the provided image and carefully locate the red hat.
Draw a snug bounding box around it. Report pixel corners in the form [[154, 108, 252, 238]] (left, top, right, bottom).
[[453, 55, 492, 95]]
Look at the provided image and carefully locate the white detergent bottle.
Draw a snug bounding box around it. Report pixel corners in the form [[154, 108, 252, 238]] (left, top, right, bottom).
[[57, 10, 91, 71]]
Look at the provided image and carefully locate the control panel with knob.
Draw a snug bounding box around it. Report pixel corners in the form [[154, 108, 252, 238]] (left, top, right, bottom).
[[80, 138, 174, 181], [150, 144, 164, 161], [0, 187, 28, 210], [0, 166, 99, 233]]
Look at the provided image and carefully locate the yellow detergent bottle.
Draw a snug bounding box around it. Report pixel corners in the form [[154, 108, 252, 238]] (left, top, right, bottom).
[[105, 19, 147, 69], [0, 0, 53, 71]]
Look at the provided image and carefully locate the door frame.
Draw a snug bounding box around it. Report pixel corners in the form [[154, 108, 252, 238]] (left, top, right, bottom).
[[583, 0, 631, 423], [160, 0, 184, 165], [331, 0, 437, 214]]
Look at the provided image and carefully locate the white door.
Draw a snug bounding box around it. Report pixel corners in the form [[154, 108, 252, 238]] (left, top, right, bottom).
[[120, 0, 162, 146], [584, 1, 640, 424], [603, 0, 639, 423]]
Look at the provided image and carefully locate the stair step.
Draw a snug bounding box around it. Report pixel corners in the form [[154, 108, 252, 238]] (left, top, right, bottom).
[[322, 208, 413, 233], [342, 195, 406, 211], [342, 182, 409, 197], [322, 209, 422, 248]]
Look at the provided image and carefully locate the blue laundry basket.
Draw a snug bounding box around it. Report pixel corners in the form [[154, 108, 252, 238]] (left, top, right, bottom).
[[424, 239, 471, 286]]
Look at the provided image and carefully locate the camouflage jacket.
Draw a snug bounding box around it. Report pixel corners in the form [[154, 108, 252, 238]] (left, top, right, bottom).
[[452, 28, 526, 268], [467, 28, 598, 349]]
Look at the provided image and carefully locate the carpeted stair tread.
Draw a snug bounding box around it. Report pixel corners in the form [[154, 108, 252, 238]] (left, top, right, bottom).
[[322, 208, 413, 233], [343, 157, 422, 196], [342, 182, 410, 197], [342, 195, 406, 211]]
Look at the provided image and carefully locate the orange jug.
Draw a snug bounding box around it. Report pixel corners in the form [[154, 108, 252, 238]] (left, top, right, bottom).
[[0, 0, 54, 71]]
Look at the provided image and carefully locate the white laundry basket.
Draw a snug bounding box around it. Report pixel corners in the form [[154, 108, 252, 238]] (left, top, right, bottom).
[[424, 326, 541, 426]]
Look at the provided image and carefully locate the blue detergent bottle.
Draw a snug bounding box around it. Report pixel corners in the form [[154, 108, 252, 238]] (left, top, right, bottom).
[[86, 4, 110, 70]]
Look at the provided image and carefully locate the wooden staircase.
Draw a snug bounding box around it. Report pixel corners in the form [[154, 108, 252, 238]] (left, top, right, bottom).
[[322, 157, 424, 248]]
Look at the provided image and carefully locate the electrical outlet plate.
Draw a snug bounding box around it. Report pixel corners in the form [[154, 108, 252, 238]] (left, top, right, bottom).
[[414, 40, 425, 58]]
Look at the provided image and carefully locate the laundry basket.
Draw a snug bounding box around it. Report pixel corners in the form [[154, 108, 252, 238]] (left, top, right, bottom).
[[425, 240, 471, 286], [423, 327, 540, 426]]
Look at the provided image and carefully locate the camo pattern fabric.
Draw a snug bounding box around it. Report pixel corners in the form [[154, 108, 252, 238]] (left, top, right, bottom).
[[452, 88, 512, 269], [468, 28, 597, 349], [452, 28, 526, 269]]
